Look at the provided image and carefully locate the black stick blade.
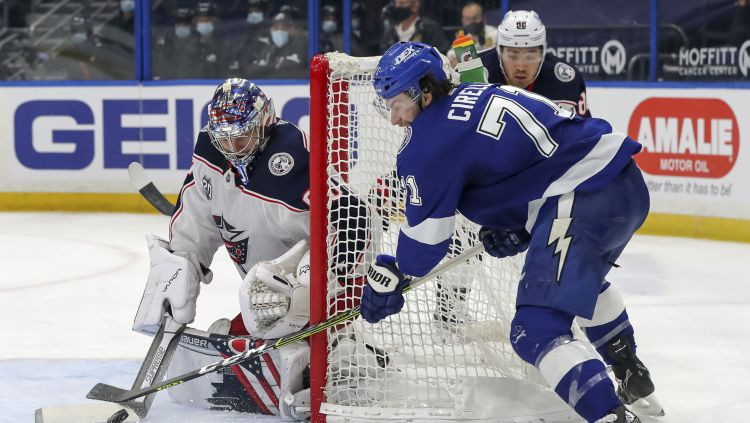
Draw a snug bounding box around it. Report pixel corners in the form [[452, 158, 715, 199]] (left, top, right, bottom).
[[87, 383, 130, 403]]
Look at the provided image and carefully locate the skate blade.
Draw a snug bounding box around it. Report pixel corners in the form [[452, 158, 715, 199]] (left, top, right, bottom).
[[631, 392, 665, 417]]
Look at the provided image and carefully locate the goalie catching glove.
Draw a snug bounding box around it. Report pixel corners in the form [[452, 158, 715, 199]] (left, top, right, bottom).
[[133, 234, 212, 335], [240, 240, 310, 339], [361, 255, 410, 324]]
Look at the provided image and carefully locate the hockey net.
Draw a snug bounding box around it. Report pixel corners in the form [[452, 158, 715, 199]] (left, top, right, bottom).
[[309, 52, 574, 422]]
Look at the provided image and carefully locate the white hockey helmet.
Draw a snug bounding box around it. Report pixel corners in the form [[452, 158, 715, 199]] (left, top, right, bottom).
[[496, 10, 546, 51]]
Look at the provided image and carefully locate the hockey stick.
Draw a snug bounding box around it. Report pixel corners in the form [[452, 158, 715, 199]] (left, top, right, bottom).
[[36, 314, 185, 423], [128, 162, 176, 216], [87, 244, 485, 404]]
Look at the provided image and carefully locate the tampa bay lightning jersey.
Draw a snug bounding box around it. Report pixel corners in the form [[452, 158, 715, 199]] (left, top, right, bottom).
[[396, 83, 641, 277], [479, 49, 591, 117]]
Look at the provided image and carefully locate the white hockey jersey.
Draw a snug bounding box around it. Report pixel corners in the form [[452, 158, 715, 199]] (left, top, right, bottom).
[[169, 120, 311, 276]]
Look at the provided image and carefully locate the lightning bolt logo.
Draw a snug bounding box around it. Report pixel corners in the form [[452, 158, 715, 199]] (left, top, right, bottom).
[[548, 218, 572, 283]]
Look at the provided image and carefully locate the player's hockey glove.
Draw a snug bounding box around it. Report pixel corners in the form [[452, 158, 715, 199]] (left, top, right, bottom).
[[361, 255, 410, 324], [479, 227, 531, 259]]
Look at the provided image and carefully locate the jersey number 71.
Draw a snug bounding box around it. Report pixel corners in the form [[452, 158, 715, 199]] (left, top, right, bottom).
[[476, 86, 574, 157]]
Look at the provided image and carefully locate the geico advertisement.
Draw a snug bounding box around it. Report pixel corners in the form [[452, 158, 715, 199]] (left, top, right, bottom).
[[589, 87, 749, 220], [0, 84, 310, 193]]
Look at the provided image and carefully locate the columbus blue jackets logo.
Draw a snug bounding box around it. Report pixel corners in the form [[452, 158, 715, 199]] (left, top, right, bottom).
[[268, 152, 294, 176], [213, 215, 249, 265], [554, 62, 575, 82]]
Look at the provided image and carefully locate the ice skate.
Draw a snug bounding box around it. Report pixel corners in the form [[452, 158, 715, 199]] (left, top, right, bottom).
[[606, 334, 665, 416], [594, 404, 641, 423]]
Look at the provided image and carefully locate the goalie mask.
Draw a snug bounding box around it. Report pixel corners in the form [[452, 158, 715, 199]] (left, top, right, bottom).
[[208, 78, 276, 185]]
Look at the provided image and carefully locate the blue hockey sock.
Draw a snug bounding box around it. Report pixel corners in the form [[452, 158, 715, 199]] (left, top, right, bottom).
[[512, 306, 623, 422], [554, 359, 621, 422]]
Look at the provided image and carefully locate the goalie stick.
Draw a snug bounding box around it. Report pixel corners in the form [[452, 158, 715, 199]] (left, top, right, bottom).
[[87, 244, 486, 404], [128, 162, 175, 216], [35, 315, 185, 423]]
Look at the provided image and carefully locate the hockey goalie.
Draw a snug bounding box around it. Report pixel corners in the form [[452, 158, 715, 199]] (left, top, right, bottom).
[[130, 78, 380, 421]]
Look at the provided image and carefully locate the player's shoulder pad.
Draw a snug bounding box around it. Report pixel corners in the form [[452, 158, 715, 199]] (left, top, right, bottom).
[[478, 46, 504, 84], [244, 120, 310, 211], [541, 53, 584, 85], [192, 127, 231, 174]]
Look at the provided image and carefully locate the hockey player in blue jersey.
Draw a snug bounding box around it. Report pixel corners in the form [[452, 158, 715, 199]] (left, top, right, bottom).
[[479, 10, 591, 117], [361, 42, 662, 423]]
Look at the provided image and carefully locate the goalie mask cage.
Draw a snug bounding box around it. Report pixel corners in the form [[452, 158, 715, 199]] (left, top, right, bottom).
[[309, 53, 576, 423]]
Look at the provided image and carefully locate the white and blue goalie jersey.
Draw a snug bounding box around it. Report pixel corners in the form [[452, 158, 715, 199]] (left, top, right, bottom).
[[169, 120, 311, 277], [169, 119, 378, 282], [396, 83, 642, 277]]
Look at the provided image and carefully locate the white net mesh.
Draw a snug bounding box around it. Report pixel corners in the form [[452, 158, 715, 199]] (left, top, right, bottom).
[[316, 53, 572, 422]]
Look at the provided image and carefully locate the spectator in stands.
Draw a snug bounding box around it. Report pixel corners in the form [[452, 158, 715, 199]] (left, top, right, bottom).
[[173, 0, 226, 78], [99, 0, 137, 60], [319, 3, 343, 53], [446, 2, 498, 67], [152, 1, 198, 79], [223, 0, 270, 74], [244, 11, 307, 78], [112, 0, 136, 33], [246, 0, 269, 28], [380, 0, 450, 54]]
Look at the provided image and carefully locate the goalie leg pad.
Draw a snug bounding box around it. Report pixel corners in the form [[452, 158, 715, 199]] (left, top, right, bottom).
[[165, 324, 310, 418]]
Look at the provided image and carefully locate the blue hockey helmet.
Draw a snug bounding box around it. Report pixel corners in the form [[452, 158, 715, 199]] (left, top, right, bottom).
[[373, 41, 453, 101], [207, 78, 276, 182]]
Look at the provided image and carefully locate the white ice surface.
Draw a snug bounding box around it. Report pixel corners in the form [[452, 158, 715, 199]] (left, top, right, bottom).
[[1, 212, 748, 422]]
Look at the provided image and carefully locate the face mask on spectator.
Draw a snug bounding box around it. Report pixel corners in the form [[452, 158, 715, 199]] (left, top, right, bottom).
[[462, 22, 483, 36], [196, 21, 214, 35], [352, 18, 360, 31], [175, 24, 191, 38], [71, 32, 88, 44], [271, 29, 289, 48], [247, 11, 263, 24], [389, 6, 412, 23], [120, 0, 135, 13], [322, 20, 337, 33]]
